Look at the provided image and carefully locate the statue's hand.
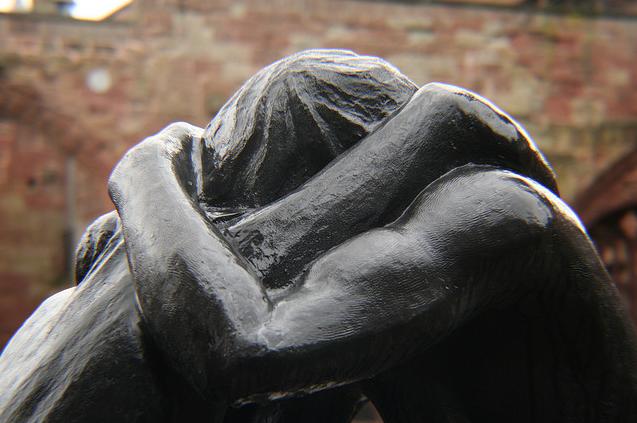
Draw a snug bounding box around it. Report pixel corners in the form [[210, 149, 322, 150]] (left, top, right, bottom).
[[109, 122, 204, 207]]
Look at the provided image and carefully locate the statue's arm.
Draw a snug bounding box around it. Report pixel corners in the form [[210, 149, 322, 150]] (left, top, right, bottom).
[[108, 122, 272, 394], [226, 166, 637, 405], [224, 83, 559, 287], [110, 127, 637, 406]]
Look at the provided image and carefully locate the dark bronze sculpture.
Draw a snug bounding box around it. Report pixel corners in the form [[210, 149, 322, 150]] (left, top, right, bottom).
[[1, 50, 636, 422]]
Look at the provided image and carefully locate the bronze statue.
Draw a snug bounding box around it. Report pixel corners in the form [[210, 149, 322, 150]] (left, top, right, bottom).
[[1, 50, 636, 423]]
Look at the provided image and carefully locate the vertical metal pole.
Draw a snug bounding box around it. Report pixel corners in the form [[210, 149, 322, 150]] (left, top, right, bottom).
[[64, 154, 77, 286]]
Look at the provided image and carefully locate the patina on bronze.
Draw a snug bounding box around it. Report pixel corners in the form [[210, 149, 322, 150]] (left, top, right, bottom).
[[1, 50, 636, 423]]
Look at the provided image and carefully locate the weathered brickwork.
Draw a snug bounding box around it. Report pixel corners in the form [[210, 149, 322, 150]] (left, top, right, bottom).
[[1, 0, 637, 346]]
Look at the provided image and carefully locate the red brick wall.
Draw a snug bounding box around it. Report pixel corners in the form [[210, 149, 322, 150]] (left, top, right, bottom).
[[1, 0, 637, 346]]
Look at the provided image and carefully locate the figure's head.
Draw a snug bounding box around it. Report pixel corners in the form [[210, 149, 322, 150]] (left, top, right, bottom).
[[201, 49, 417, 208]]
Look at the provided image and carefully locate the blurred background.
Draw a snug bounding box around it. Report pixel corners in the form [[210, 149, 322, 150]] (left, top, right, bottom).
[[1, 1, 637, 409]]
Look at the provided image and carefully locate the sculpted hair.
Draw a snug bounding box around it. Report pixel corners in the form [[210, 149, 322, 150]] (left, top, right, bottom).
[[201, 49, 418, 208]]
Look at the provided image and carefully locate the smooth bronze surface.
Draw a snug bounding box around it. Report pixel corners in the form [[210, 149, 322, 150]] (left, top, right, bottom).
[[1, 50, 636, 422]]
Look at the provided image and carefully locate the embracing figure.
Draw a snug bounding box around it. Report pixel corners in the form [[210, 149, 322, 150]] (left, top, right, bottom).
[[1, 50, 636, 423]]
